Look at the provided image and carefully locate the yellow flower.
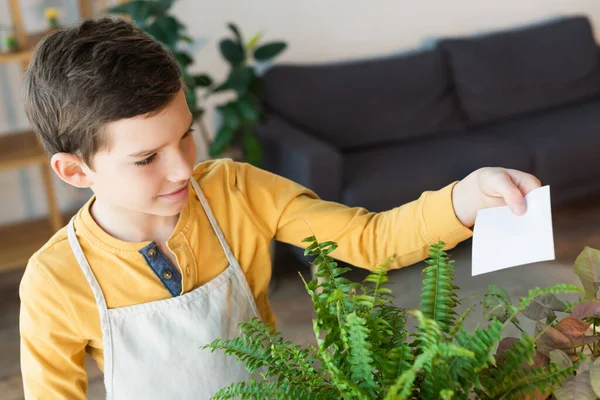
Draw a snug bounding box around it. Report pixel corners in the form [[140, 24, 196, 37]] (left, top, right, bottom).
[[44, 8, 59, 20]]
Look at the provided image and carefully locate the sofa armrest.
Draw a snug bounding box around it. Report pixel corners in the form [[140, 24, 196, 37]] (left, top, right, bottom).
[[256, 114, 343, 202]]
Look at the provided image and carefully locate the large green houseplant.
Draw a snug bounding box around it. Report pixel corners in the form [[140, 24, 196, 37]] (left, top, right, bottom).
[[107, 0, 287, 165], [203, 238, 600, 399]]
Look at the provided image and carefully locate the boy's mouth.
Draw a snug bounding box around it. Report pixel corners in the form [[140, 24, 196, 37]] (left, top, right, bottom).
[[159, 183, 189, 200]]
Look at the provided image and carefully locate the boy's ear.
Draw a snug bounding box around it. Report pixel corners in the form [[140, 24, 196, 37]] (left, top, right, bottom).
[[50, 153, 93, 188]]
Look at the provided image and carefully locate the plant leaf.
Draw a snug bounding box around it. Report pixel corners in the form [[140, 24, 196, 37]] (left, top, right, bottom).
[[553, 372, 597, 400], [522, 293, 568, 322], [554, 316, 592, 339], [590, 357, 600, 398], [226, 66, 255, 96], [496, 337, 520, 359], [571, 301, 600, 319], [174, 51, 194, 68], [235, 95, 260, 123], [152, 15, 181, 47], [254, 42, 287, 61], [209, 126, 235, 156], [220, 39, 245, 66], [193, 74, 212, 87], [109, 0, 153, 26], [246, 31, 264, 51], [242, 129, 262, 166], [483, 284, 512, 323], [535, 321, 573, 357], [573, 246, 600, 299], [549, 349, 573, 369], [227, 23, 244, 47]]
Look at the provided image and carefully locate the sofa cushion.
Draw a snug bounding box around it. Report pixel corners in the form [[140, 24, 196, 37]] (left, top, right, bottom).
[[261, 49, 466, 149], [342, 134, 532, 212], [439, 16, 600, 125], [477, 99, 600, 188]]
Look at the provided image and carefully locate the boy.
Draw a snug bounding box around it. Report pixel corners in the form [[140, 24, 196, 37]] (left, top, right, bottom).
[[19, 16, 540, 400]]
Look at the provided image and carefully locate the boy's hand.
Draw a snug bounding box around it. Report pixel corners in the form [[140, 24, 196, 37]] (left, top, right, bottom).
[[452, 167, 542, 228]]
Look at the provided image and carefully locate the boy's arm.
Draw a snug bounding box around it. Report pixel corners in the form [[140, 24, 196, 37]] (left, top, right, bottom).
[[231, 161, 472, 270], [20, 260, 89, 400]]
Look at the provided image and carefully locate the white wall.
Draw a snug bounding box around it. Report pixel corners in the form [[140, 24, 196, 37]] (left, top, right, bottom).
[[1, 0, 599, 225]]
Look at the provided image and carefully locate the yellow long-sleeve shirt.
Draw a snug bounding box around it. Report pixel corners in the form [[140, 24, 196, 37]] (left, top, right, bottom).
[[19, 158, 472, 399]]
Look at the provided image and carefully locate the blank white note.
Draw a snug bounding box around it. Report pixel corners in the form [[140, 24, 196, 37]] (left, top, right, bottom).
[[472, 185, 555, 276]]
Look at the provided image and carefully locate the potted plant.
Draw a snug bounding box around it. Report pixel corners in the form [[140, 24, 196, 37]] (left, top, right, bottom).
[[206, 23, 286, 166], [44, 7, 61, 30], [202, 238, 600, 399], [108, 0, 287, 166]]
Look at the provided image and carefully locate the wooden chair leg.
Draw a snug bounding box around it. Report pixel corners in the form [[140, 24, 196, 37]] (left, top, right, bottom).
[[40, 163, 62, 232]]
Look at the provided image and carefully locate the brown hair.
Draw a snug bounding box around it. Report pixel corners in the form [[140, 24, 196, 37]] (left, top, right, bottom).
[[23, 15, 183, 166]]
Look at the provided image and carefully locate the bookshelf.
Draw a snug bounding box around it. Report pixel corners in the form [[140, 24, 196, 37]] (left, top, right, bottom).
[[0, 0, 122, 271]]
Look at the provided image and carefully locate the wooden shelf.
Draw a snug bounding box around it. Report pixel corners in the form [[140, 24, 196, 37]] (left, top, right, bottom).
[[0, 130, 47, 172], [0, 211, 74, 273], [0, 32, 49, 65]]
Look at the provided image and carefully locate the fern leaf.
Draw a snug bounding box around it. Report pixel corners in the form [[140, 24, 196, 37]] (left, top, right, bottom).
[[211, 378, 331, 400], [381, 344, 414, 386], [342, 312, 377, 394], [480, 335, 538, 397], [202, 317, 323, 388], [318, 328, 369, 399], [451, 319, 504, 391], [384, 343, 473, 400], [496, 363, 575, 400], [449, 305, 476, 338], [420, 241, 460, 334], [518, 284, 583, 312]]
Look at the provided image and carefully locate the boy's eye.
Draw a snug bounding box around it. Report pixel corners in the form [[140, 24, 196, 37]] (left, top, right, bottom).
[[182, 128, 194, 138], [135, 154, 156, 166]]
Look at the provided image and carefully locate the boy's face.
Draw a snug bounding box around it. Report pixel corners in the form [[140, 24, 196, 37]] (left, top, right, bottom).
[[85, 89, 197, 217]]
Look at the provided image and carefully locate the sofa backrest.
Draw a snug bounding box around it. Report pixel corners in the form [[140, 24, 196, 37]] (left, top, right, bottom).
[[261, 49, 466, 149], [439, 16, 600, 125]]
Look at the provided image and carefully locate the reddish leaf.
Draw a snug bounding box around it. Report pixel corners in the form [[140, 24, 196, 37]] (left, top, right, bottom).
[[535, 321, 573, 357], [496, 337, 520, 357], [570, 335, 600, 347], [554, 316, 592, 339], [523, 352, 551, 400], [573, 247, 600, 299], [571, 301, 600, 319]]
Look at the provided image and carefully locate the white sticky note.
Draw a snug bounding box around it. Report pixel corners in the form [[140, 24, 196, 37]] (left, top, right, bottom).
[[472, 185, 555, 276]]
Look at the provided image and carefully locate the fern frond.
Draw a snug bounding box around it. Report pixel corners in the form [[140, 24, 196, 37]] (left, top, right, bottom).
[[380, 344, 414, 387], [479, 334, 538, 397], [451, 319, 504, 392], [364, 260, 394, 308], [518, 284, 583, 312], [412, 309, 443, 347], [211, 377, 334, 400], [449, 305, 476, 338], [420, 241, 460, 334], [495, 363, 575, 400], [341, 312, 377, 395], [318, 328, 369, 399], [203, 317, 323, 387], [303, 236, 362, 351], [384, 343, 474, 400]]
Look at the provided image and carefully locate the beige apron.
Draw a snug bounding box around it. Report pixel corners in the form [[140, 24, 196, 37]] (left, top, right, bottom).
[[67, 179, 258, 399]]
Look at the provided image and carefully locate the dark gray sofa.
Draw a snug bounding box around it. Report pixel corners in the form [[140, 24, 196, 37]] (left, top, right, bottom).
[[256, 15, 600, 215], [257, 15, 600, 269]]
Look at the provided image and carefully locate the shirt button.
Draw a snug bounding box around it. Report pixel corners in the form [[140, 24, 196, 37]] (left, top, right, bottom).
[[148, 248, 157, 258], [163, 270, 173, 280]]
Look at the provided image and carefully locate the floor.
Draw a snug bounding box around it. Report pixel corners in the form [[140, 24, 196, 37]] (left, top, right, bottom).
[[1, 197, 599, 399]]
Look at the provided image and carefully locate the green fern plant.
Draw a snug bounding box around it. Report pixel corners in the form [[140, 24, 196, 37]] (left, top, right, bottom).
[[202, 238, 599, 399]]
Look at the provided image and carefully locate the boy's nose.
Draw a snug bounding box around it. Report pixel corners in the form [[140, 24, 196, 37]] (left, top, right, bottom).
[[166, 153, 193, 183]]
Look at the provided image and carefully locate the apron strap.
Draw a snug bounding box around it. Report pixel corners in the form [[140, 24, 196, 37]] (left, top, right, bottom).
[[190, 178, 239, 270], [67, 217, 114, 392]]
